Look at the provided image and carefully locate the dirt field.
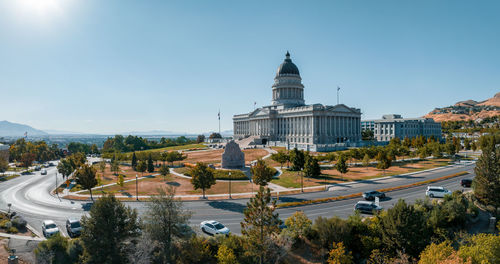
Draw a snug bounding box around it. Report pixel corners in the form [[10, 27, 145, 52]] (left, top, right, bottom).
[[84, 174, 260, 197], [183, 148, 269, 165]]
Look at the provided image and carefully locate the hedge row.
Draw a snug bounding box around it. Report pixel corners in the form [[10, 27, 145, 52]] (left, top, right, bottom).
[[276, 171, 469, 208]]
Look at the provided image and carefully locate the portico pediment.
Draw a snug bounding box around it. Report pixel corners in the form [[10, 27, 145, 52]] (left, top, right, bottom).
[[249, 108, 270, 117], [328, 104, 359, 114]]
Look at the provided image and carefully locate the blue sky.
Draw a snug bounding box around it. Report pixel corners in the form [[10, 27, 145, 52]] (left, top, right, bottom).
[[1, 0, 499, 134]]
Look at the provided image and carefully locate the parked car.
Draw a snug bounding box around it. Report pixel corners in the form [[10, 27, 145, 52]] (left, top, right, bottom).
[[42, 220, 60, 237], [200, 220, 230, 235], [40, 169, 47, 175], [362, 191, 386, 201], [461, 179, 472, 188], [34, 166, 41, 171], [354, 201, 383, 214], [425, 186, 452, 198], [48, 162, 55, 167], [66, 218, 82, 237]]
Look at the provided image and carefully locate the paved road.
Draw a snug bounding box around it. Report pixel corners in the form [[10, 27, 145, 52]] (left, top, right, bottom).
[[0, 161, 476, 237]]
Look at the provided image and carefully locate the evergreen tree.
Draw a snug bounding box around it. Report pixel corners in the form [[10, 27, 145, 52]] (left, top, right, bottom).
[[335, 154, 349, 179], [241, 186, 282, 264], [289, 148, 305, 171], [131, 152, 137, 170], [136, 160, 147, 178], [473, 136, 500, 215], [270, 151, 289, 169], [362, 153, 371, 167], [143, 186, 192, 263], [81, 194, 140, 263], [303, 155, 321, 178], [159, 164, 170, 181], [190, 163, 216, 199], [251, 159, 275, 186], [147, 154, 154, 173]]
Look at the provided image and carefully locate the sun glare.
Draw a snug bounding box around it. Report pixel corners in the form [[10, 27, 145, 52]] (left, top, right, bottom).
[[16, 0, 63, 18]]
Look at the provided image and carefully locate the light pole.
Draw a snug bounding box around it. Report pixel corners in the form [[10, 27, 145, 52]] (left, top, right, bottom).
[[55, 172, 59, 197], [135, 174, 138, 201], [300, 171, 304, 193], [228, 172, 232, 199]]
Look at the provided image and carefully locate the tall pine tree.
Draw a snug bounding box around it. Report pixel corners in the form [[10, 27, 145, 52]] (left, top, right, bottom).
[[473, 135, 500, 215], [241, 186, 282, 264]]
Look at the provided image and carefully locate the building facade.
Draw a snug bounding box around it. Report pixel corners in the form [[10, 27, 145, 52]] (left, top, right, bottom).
[[361, 114, 442, 142], [233, 52, 362, 151]]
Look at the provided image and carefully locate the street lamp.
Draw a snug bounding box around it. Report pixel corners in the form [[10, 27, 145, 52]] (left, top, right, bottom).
[[300, 171, 304, 193], [135, 174, 138, 201], [55, 172, 59, 197], [228, 172, 232, 199]]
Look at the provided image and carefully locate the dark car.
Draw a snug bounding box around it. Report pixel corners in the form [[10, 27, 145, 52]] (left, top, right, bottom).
[[461, 179, 472, 188], [362, 191, 386, 201], [354, 201, 383, 214]]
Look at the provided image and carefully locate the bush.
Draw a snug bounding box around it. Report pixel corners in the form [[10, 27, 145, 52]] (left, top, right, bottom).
[[8, 226, 18, 234], [11, 215, 27, 229], [0, 219, 10, 228], [1, 220, 12, 229]]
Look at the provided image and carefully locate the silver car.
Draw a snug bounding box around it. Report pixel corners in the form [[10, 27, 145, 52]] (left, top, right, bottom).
[[66, 218, 82, 237], [42, 220, 60, 237], [426, 186, 452, 198]]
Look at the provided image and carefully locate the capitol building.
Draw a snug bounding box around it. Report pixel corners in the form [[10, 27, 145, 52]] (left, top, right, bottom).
[[233, 52, 362, 152]]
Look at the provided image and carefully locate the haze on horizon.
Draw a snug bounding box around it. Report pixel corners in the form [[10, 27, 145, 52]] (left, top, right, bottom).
[[1, 0, 499, 134]]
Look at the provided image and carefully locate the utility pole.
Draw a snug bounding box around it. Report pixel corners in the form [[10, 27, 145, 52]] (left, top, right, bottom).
[[135, 174, 138, 201], [228, 172, 232, 199]]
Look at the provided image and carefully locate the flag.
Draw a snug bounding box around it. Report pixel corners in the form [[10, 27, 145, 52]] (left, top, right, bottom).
[[218, 110, 220, 120], [337, 86, 340, 91]]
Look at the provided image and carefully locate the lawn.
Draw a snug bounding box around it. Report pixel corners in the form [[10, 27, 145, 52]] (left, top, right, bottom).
[[0, 174, 20, 182], [126, 144, 208, 155], [271, 158, 452, 188], [182, 148, 269, 165]]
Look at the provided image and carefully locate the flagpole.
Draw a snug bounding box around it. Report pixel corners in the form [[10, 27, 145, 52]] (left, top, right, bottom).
[[218, 109, 221, 135], [337, 86, 340, 105]]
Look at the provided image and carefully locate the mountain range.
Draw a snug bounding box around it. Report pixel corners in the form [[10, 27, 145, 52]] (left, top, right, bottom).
[[424, 92, 500, 122], [0, 120, 48, 137]]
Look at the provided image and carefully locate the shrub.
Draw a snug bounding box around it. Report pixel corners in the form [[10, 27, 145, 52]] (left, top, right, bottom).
[[11, 215, 27, 229], [0, 219, 10, 228], [8, 226, 18, 234]]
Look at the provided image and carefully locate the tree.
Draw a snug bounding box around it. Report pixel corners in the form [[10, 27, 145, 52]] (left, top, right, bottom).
[[471, 141, 477, 152], [196, 134, 206, 143], [81, 194, 140, 264], [463, 138, 471, 150], [458, 233, 500, 264], [418, 241, 456, 264], [20, 152, 36, 167], [251, 159, 275, 186], [98, 160, 106, 174], [57, 158, 74, 180], [190, 163, 216, 199], [270, 151, 289, 169], [136, 160, 147, 178], [446, 143, 456, 157], [284, 211, 312, 241], [0, 158, 8, 174], [68, 152, 86, 170], [166, 151, 187, 166], [472, 136, 500, 215], [335, 154, 349, 180], [303, 155, 321, 178], [159, 164, 170, 181], [378, 199, 431, 258], [289, 148, 305, 171], [147, 154, 154, 173], [362, 153, 371, 167], [110, 159, 120, 176], [131, 152, 137, 170], [327, 241, 354, 264], [376, 149, 392, 176], [143, 186, 192, 263], [241, 186, 282, 264], [209, 132, 222, 139], [217, 245, 238, 264], [117, 174, 124, 188], [35, 234, 71, 264], [362, 129, 375, 141], [75, 164, 98, 201]]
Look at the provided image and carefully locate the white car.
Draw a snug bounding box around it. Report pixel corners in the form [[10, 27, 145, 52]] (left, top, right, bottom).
[[41, 169, 47, 175], [426, 186, 452, 198], [66, 218, 82, 237], [200, 220, 230, 236], [42, 220, 60, 237]]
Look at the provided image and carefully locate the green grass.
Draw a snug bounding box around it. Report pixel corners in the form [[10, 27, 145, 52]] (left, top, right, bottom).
[[7, 167, 27, 172], [174, 167, 249, 180], [0, 174, 20, 182]]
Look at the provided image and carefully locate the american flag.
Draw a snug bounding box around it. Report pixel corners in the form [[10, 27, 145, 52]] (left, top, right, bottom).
[[337, 86, 340, 91], [218, 110, 220, 120]]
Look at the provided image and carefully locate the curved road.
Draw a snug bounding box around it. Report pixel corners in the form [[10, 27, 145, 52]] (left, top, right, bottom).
[[0, 162, 476, 237]]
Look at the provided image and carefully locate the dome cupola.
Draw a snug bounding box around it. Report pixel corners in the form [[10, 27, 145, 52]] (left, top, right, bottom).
[[271, 52, 305, 107]]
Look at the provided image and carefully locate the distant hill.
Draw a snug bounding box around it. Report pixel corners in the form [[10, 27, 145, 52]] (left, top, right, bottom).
[[0, 121, 48, 137], [424, 92, 500, 122]]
